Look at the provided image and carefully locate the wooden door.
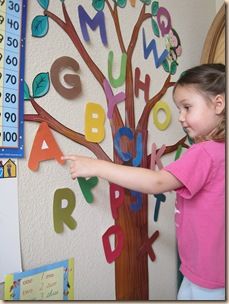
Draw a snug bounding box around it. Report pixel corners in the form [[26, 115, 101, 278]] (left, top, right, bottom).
[[200, 4, 225, 64]]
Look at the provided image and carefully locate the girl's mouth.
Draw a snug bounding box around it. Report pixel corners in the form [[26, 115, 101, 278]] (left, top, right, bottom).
[[183, 127, 188, 133]]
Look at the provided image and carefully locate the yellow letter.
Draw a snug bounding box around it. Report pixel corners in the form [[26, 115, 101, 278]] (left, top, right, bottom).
[[85, 102, 105, 142], [152, 100, 171, 130]]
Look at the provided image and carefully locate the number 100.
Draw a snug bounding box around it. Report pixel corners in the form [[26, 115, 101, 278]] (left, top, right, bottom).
[[2, 131, 17, 142]]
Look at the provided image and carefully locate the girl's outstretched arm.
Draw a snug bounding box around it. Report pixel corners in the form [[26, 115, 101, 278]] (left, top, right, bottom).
[[62, 155, 183, 194]]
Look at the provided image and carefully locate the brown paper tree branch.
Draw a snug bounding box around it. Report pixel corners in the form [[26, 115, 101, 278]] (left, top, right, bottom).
[[25, 98, 111, 162]]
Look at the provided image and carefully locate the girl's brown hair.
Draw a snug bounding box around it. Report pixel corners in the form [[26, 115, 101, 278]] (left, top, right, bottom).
[[173, 63, 225, 142]]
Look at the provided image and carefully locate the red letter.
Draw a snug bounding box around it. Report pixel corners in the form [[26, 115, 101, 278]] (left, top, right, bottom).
[[102, 225, 124, 263], [134, 67, 150, 102], [138, 230, 159, 262], [109, 183, 124, 219]]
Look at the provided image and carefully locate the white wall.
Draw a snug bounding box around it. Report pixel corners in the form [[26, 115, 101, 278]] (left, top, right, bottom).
[[216, 0, 224, 9], [0, 0, 224, 300]]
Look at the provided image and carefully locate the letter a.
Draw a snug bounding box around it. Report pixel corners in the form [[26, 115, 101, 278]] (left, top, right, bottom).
[[28, 122, 65, 171]]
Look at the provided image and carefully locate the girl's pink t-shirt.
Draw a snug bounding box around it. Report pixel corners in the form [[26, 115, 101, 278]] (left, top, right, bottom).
[[165, 141, 225, 289]]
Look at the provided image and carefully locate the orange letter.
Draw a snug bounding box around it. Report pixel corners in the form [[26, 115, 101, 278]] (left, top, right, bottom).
[[28, 122, 65, 171]]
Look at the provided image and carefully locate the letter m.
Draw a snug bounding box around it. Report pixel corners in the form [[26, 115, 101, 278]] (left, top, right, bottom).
[[78, 5, 108, 46]]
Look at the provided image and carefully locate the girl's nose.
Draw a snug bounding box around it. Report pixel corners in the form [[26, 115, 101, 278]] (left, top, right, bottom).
[[178, 111, 185, 122]]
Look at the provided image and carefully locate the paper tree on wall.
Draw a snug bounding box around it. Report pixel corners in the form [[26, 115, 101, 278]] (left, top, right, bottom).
[[24, 0, 189, 300]]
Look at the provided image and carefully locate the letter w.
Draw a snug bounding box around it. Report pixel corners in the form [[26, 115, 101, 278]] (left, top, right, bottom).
[[78, 5, 108, 46], [142, 28, 168, 68]]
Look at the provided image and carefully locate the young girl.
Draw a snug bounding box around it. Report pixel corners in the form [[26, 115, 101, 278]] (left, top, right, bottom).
[[62, 64, 225, 300]]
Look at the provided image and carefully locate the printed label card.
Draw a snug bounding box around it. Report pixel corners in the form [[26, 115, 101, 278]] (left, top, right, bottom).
[[4, 258, 74, 300]]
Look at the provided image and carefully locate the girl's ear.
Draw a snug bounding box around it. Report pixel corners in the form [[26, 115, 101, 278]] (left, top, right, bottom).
[[214, 94, 225, 115]]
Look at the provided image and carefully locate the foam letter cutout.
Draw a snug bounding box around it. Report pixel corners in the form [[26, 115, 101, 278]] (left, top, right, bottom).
[[130, 191, 142, 212], [142, 28, 169, 68], [152, 100, 171, 130], [28, 122, 65, 171], [138, 230, 159, 262], [132, 132, 143, 167], [77, 176, 98, 203], [150, 143, 166, 170], [157, 7, 172, 37], [103, 79, 125, 119], [114, 127, 133, 162], [153, 193, 166, 222], [102, 225, 124, 263], [78, 5, 107, 46], [110, 183, 125, 219], [50, 56, 81, 99], [114, 128, 143, 165], [134, 67, 150, 102], [85, 103, 105, 143], [53, 188, 77, 233], [108, 51, 127, 88]]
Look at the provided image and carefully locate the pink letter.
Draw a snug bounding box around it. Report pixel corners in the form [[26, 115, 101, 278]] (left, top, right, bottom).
[[150, 143, 166, 170]]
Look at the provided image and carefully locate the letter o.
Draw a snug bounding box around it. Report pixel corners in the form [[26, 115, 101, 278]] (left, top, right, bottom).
[[152, 101, 171, 130]]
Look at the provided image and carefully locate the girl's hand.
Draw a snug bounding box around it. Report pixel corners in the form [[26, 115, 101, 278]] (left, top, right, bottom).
[[61, 155, 97, 179]]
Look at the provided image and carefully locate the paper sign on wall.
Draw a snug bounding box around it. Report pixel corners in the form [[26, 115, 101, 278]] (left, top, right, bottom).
[[0, 0, 27, 158], [4, 258, 74, 301]]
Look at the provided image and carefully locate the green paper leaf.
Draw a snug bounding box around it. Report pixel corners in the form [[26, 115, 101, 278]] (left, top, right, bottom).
[[32, 72, 50, 98], [92, 0, 105, 11], [151, 1, 159, 16], [31, 15, 49, 37], [117, 0, 127, 8], [37, 0, 49, 9], [77, 176, 98, 204], [162, 59, 169, 73], [140, 0, 152, 5], [151, 18, 160, 37], [24, 81, 30, 101], [174, 144, 182, 160], [170, 61, 177, 75]]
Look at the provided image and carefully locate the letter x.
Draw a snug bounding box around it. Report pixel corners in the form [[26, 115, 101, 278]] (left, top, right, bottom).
[[138, 230, 159, 262]]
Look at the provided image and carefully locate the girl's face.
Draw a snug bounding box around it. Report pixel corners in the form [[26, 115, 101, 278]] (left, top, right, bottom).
[[173, 85, 223, 140]]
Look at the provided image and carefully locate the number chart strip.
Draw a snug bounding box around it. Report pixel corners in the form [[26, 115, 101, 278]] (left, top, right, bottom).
[[0, 0, 27, 158]]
